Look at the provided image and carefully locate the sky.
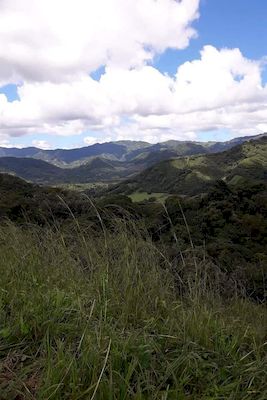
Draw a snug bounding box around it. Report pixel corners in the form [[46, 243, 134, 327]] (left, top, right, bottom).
[[0, 0, 267, 149]]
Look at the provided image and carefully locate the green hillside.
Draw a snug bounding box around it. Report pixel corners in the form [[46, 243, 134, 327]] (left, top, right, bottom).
[[112, 137, 267, 196], [0, 134, 265, 168], [0, 172, 266, 398], [0, 157, 64, 184], [0, 157, 136, 184], [0, 141, 150, 167], [1, 135, 266, 187], [1, 172, 266, 297]]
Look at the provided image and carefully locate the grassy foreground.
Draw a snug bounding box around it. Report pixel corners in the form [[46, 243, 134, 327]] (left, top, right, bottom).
[[0, 220, 266, 399]]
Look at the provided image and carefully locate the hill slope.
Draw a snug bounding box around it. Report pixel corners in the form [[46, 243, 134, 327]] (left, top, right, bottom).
[[0, 156, 141, 184], [0, 157, 64, 184], [111, 137, 267, 196], [0, 141, 150, 167], [0, 134, 265, 167], [0, 134, 266, 185]]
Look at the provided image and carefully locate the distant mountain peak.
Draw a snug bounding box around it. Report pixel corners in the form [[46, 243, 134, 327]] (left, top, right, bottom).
[[0, 133, 266, 185]]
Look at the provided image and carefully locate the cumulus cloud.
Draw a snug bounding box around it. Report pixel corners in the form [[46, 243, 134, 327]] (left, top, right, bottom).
[[0, 0, 199, 84], [0, 0, 266, 144], [1, 45, 267, 143], [173, 46, 265, 112]]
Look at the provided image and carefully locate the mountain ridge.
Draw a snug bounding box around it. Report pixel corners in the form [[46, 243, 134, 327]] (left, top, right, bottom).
[[110, 136, 267, 196], [0, 133, 266, 185], [0, 133, 266, 168]]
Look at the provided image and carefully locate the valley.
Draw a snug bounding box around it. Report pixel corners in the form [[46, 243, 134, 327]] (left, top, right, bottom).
[[0, 134, 265, 186]]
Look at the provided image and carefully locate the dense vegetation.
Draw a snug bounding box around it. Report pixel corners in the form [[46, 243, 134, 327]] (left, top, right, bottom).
[[0, 172, 266, 299], [0, 156, 138, 185], [0, 134, 265, 185], [0, 134, 266, 398], [111, 137, 267, 196], [1, 211, 267, 399]]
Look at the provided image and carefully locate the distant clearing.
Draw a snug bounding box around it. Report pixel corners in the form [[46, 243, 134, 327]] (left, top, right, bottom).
[[129, 191, 169, 202]]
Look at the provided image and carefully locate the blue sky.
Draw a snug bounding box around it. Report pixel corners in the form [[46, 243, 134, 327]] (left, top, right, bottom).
[[156, 0, 267, 77], [157, 0, 267, 141], [0, 0, 267, 148]]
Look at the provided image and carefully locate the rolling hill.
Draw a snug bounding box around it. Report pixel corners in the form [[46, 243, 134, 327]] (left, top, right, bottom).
[[0, 133, 266, 185], [0, 156, 139, 184], [110, 136, 267, 196], [0, 157, 64, 184], [0, 141, 150, 167], [0, 133, 265, 168]]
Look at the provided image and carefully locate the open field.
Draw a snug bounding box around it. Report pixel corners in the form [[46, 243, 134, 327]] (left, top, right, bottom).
[[54, 182, 110, 192], [129, 191, 169, 203]]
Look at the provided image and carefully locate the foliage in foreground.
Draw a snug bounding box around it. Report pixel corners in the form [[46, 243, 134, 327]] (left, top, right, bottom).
[[0, 221, 266, 399]]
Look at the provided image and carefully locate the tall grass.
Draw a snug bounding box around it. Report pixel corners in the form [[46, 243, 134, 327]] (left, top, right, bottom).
[[0, 217, 266, 399]]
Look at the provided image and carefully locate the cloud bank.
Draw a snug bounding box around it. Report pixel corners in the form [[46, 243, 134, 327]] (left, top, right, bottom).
[[0, 0, 199, 84], [0, 0, 267, 146]]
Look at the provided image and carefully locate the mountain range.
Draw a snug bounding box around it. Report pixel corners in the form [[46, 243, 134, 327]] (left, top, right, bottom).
[[111, 136, 267, 196], [0, 133, 266, 185]]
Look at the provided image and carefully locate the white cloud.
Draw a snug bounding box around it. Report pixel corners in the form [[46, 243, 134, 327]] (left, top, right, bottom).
[[0, 138, 12, 148], [32, 140, 51, 149], [0, 0, 266, 144], [0, 134, 24, 148], [0, 0, 199, 84], [84, 136, 113, 146], [0, 45, 267, 143], [173, 46, 265, 112]]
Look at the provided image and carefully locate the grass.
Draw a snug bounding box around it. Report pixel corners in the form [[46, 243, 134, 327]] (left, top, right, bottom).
[[0, 218, 267, 399], [129, 191, 168, 203]]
